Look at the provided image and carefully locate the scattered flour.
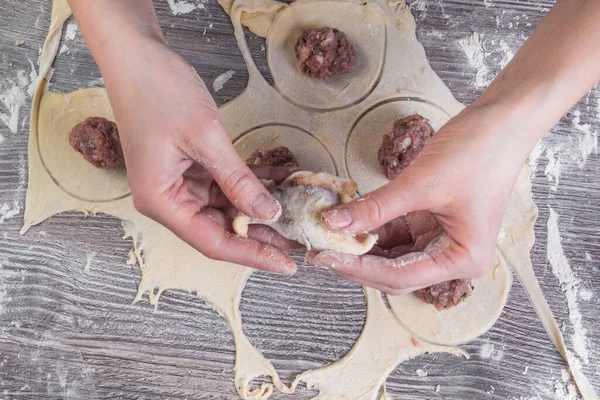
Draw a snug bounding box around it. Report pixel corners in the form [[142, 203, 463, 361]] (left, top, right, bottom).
[[458, 32, 491, 88], [498, 40, 514, 69], [528, 139, 544, 176], [86, 77, 104, 87], [435, 384, 441, 393], [59, 44, 69, 56], [213, 70, 235, 93], [83, 252, 96, 274], [65, 21, 78, 41], [416, 368, 428, 377], [0, 70, 29, 134], [0, 201, 21, 224], [167, 0, 205, 15], [579, 288, 593, 301], [571, 110, 598, 168], [547, 207, 589, 365], [544, 148, 561, 192], [479, 341, 495, 358], [585, 252, 592, 261]]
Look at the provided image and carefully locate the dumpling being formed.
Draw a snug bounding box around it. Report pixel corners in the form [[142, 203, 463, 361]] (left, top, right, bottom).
[[233, 171, 378, 255]]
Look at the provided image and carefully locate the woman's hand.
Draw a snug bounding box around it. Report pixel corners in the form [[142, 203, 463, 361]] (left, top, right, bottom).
[[309, 103, 534, 294], [109, 40, 298, 274]]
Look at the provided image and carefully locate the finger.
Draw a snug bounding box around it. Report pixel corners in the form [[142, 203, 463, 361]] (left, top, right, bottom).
[[308, 234, 474, 293], [247, 225, 304, 251], [158, 203, 297, 275], [184, 126, 282, 223], [321, 175, 435, 235]]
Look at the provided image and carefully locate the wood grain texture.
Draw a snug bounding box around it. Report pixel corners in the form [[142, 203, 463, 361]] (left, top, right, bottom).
[[0, 0, 599, 399]]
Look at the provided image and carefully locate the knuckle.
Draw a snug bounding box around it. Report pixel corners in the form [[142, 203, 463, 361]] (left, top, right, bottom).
[[223, 169, 256, 198], [361, 197, 387, 225]]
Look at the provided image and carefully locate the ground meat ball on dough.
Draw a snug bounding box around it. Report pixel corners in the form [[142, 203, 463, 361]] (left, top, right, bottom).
[[295, 27, 357, 79], [415, 279, 474, 311], [69, 117, 124, 169], [377, 114, 435, 180], [246, 146, 299, 168]]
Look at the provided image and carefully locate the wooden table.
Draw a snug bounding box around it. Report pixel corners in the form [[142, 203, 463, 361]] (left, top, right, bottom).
[[0, 0, 598, 398]]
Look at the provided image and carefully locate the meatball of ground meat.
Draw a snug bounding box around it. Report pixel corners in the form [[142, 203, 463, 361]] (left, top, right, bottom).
[[246, 146, 299, 168], [415, 279, 473, 311], [377, 114, 435, 180], [69, 117, 124, 169], [295, 27, 357, 79]]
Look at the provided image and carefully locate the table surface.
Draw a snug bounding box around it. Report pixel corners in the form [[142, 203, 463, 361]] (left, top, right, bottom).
[[0, 0, 599, 399]]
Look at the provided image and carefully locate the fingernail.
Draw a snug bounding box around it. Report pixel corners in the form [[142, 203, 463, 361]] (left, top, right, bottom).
[[322, 207, 353, 231], [252, 193, 281, 222]]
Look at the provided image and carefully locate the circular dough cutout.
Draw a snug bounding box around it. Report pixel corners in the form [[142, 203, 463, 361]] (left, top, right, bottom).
[[38, 89, 130, 202], [346, 97, 451, 194], [234, 124, 337, 174], [267, 1, 386, 111], [386, 259, 513, 346]]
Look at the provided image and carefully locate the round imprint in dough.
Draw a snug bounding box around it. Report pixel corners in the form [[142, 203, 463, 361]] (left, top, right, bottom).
[[37, 89, 131, 202], [386, 257, 513, 345], [267, 1, 386, 111], [234, 124, 337, 175], [345, 97, 451, 194]]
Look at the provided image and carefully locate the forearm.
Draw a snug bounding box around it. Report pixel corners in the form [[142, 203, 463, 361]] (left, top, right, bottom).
[[66, 0, 166, 82], [477, 0, 600, 153]]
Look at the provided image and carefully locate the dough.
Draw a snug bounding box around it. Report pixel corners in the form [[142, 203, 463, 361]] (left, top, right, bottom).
[[37, 88, 130, 202], [387, 251, 512, 345], [233, 171, 378, 255], [346, 97, 451, 194], [266, 1, 386, 110], [22, 0, 598, 399]]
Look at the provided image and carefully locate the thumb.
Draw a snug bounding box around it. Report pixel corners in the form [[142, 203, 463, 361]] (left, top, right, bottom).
[[322, 174, 434, 234], [188, 127, 281, 222]]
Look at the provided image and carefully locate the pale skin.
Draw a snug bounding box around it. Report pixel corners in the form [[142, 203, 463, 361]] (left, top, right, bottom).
[[68, 0, 600, 293]]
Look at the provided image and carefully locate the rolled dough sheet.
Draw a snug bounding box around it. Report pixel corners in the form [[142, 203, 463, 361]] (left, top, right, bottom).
[[21, 0, 598, 399]]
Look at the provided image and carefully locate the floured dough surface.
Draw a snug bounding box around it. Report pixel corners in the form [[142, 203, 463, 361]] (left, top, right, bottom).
[[234, 125, 336, 174], [387, 254, 513, 345], [346, 97, 450, 194], [38, 89, 130, 202], [267, 1, 386, 110], [22, 0, 598, 399]]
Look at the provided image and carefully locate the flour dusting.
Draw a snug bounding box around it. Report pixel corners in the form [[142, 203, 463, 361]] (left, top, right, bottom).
[[416, 368, 428, 377], [213, 70, 235, 93], [547, 207, 589, 365], [167, 0, 206, 15], [86, 77, 104, 87], [579, 288, 593, 301], [0, 70, 29, 134], [479, 341, 495, 359], [528, 139, 544, 176], [498, 40, 514, 69], [0, 201, 21, 224], [544, 148, 561, 192], [65, 21, 78, 40], [458, 33, 491, 88], [571, 110, 598, 168], [59, 44, 69, 56], [83, 252, 96, 274]]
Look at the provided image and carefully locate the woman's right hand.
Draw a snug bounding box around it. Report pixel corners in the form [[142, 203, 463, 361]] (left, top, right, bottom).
[[310, 102, 539, 294]]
